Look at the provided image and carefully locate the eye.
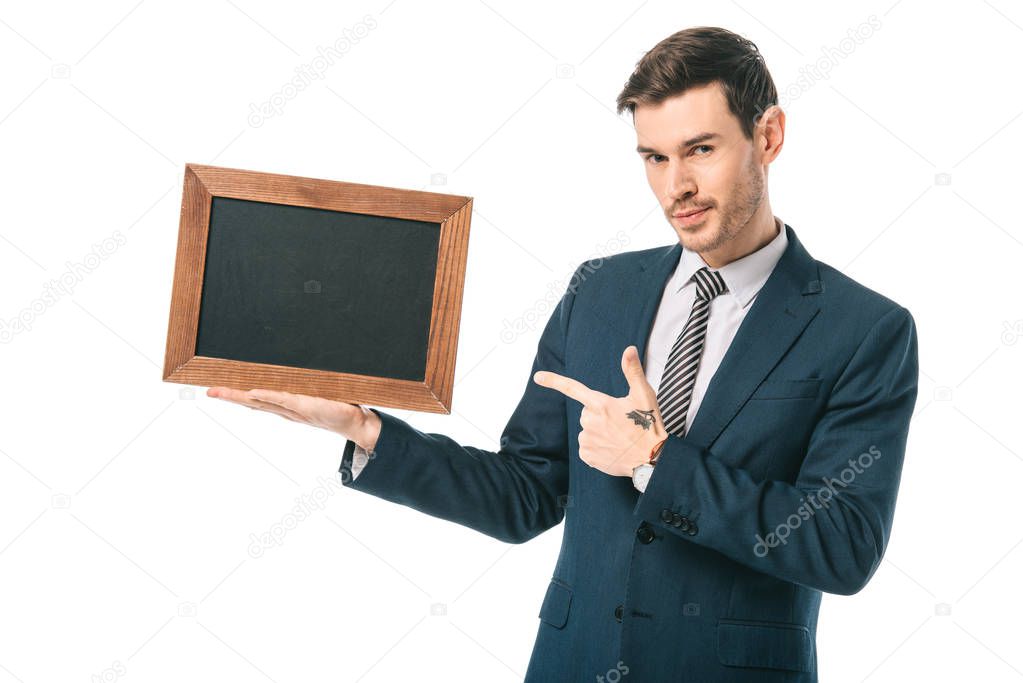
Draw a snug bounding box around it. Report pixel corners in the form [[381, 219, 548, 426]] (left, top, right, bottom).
[[692, 145, 713, 156], [644, 154, 667, 164]]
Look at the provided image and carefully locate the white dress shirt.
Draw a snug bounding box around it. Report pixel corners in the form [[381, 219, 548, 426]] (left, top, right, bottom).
[[349, 217, 788, 481]]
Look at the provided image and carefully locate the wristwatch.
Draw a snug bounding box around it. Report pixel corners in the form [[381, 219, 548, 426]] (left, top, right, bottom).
[[632, 437, 667, 493]]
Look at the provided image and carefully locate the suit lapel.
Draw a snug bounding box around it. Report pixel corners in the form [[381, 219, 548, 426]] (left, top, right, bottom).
[[621, 224, 824, 451]]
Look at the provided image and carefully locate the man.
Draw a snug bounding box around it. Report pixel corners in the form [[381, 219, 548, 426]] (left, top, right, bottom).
[[210, 26, 919, 682]]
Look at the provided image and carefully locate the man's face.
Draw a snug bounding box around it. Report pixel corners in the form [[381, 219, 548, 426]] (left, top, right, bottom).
[[634, 82, 765, 256]]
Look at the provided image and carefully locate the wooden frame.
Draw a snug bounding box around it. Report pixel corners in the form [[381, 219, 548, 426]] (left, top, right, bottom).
[[162, 163, 473, 414]]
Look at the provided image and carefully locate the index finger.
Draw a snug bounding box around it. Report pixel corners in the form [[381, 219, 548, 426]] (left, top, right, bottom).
[[533, 370, 601, 406]]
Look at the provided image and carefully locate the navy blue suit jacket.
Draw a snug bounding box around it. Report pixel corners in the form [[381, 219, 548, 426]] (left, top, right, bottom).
[[339, 223, 919, 682]]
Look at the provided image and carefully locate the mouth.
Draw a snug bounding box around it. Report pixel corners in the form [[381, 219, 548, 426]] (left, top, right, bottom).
[[673, 206, 712, 225], [674, 206, 711, 218]]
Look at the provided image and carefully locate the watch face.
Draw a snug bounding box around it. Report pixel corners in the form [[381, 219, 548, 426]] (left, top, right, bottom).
[[633, 463, 653, 490]]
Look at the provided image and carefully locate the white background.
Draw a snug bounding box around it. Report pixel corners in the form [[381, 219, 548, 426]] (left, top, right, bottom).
[[1, 1, 1021, 681]]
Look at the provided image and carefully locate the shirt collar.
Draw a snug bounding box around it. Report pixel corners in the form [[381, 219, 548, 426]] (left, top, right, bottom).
[[673, 216, 788, 309]]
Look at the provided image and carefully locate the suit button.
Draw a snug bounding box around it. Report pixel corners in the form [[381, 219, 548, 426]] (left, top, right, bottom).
[[636, 524, 655, 544], [614, 604, 624, 622], [687, 523, 698, 536], [671, 513, 683, 527], [660, 509, 673, 524], [679, 517, 690, 532]]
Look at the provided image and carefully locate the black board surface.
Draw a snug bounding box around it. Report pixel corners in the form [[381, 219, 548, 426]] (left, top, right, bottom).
[[195, 196, 441, 381]]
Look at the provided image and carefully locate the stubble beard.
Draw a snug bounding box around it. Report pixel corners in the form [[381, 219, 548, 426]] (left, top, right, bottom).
[[677, 159, 765, 256]]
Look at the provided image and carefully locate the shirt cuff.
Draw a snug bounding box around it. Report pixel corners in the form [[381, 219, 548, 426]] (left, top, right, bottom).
[[350, 443, 373, 480]]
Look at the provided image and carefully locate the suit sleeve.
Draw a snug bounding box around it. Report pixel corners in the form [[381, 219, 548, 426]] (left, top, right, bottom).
[[634, 305, 920, 595], [336, 264, 583, 544]]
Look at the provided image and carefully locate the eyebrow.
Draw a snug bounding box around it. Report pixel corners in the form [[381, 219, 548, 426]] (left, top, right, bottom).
[[636, 132, 720, 154]]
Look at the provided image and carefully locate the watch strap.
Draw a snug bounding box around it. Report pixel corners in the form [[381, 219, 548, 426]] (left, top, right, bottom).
[[649, 436, 668, 464]]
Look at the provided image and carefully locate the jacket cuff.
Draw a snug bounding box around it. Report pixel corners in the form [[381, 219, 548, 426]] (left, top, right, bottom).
[[633, 435, 704, 537], [338, 408, 412, 493]]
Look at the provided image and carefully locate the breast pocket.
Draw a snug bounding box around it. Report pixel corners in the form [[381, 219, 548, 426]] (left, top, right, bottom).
[[749, 378, 821, 401]]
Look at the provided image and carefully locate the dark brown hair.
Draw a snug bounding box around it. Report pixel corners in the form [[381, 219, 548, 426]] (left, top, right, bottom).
[[616, 26, 778, 140]]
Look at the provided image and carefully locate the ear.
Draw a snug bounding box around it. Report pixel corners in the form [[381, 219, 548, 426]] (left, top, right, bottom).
[[757, 104, 785, 165]]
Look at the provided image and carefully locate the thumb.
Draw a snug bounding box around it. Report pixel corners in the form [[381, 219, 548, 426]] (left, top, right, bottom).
[[621, 345, 655, 400]]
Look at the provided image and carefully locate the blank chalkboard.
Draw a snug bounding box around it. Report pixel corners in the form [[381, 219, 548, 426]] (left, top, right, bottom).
[[164, 163, 473, 413], [196, 196, 440, 381]]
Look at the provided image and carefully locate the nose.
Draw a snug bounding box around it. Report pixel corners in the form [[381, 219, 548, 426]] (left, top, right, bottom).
[[664, 162, 697, 205]]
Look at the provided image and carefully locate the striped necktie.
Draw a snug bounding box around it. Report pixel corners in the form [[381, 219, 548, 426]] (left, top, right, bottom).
[[656, 266, 728, 437]]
